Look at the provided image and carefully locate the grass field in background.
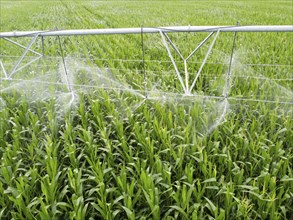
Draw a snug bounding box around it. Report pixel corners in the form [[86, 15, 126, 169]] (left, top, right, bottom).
[[0, 1, 292, 219]]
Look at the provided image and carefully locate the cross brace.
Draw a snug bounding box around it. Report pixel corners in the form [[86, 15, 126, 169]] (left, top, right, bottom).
[[0, 34, 43, 79]]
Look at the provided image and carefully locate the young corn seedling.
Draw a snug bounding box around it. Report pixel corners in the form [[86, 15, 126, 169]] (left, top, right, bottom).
[[68, 168, 88, 220]]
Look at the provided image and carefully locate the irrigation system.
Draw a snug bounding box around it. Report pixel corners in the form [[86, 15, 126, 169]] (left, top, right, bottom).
[[0, 25, 292, 102], [1, 25, 292, 37]]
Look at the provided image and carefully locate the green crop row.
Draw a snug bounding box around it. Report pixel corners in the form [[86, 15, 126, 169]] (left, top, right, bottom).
[[1, 0, 292, 219], [0, 90, 292, 219]]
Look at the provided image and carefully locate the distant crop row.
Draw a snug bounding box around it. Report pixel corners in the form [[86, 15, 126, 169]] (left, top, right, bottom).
[[0, 0, 292, 219]]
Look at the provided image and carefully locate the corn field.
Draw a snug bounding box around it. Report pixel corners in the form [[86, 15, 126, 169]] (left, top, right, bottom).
[[0, 0, 292, 219]]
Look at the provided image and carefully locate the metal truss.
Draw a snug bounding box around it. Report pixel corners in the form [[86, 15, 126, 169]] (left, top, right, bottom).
[[1, 34, 42, 79], [160, 30, 220, 95], [0, 25, 292, 98]]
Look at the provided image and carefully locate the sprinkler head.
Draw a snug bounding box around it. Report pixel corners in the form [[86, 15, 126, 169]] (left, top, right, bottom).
[[183, 91, 192, 96]]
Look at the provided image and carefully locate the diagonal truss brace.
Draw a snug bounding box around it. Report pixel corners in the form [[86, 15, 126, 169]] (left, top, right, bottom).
[[0, 60, 8, 78], [1, 34, 42, 79], [160, 31, 187, 93], [160, 29, 220, 95], [189, 30, 220, 93]]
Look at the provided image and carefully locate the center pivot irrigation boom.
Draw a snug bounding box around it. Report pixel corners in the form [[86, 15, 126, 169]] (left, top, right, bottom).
[[0, 25, 292, 98]]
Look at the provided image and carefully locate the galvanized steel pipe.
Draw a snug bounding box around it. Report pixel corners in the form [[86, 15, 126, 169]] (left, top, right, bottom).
[[0, 25, 292, 38]]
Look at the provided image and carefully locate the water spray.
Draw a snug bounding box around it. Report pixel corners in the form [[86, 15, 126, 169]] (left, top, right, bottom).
[[57, 33, 76, 107], [0, 25, 292, 135]]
